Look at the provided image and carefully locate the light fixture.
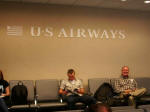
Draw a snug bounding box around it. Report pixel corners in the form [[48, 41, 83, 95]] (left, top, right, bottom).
[[121, 0, 127, 1], [144, 0, 150, 4]]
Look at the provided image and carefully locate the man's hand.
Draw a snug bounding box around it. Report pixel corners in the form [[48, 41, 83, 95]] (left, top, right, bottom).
[[76, 88, 84, 94], [59, 89, 67, 95], [1, 93, 6, 97], [124, 90, 132, 94]]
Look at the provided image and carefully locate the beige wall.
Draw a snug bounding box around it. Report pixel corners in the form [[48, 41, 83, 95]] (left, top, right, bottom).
[[0, 2, 150, 89]]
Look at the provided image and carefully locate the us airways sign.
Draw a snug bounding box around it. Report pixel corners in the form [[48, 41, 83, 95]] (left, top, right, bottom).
[[6, 26, 126, 39], [31, 27, 126, 39]]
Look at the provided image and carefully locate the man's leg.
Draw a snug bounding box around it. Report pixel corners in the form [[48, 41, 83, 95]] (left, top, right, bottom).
[[63, 95, 78, 110], [0, 98, 9, 112], [128, 96, 136, 107], [79, 95, 96, 106], [127, 88, 146, 107], [130, 88, 147, 96]]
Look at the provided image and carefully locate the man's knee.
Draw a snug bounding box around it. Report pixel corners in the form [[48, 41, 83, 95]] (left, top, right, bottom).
[[80, 95, 96, 104], [142, 88, 147, 93], [66, 96, 76, 103], [129, 96, 134, 100]]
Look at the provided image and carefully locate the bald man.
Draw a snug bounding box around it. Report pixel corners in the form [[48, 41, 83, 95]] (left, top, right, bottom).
[[114, 66, 146, 106]]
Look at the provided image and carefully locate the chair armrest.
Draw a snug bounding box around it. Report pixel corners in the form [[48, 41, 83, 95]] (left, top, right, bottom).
[[59, 94, 64, 103], [34, 95, 38, 105], [85, 92, 93, 96]]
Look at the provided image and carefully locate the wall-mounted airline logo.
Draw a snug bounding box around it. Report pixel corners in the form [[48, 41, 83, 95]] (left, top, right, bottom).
[[5, 26, 126, 39], [7, 26, 23, 36]]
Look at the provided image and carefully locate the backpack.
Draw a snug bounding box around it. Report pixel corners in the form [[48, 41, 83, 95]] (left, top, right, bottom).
[[94, 83, 115, 106], [11, 81, 28, 105]]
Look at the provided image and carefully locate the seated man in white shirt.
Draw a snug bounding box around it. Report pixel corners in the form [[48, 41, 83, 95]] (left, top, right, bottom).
[[59, 69, 96, 109]]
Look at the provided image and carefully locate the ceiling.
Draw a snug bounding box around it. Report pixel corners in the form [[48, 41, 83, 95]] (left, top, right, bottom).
[[1, 0, 150, 11]]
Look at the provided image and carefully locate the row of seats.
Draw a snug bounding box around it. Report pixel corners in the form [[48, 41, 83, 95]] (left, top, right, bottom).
[[88, 77, 150, 96], [9, 79, 65, 111], [89, 77, 150, 103], [8, 77, 150, 111]]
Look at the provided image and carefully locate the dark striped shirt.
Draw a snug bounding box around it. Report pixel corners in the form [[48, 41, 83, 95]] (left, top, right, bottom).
[[114, 78, 137, 93]]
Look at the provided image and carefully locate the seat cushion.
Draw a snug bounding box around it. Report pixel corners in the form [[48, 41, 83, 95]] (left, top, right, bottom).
[[38, 102, 67, 108], [111, 106, 135, 111], [135, 77, 150, 95], [35, 79, 59, 101], [138, 104, 150, 109], [113, 109, 144, 112]]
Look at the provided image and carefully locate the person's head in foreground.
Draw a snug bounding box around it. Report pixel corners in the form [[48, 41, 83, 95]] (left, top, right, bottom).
[[87, 103, 112, 112]]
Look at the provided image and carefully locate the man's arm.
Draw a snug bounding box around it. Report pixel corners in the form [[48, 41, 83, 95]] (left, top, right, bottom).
[[59, 80, 67, 95], [75, 79, 85, 94], [114, 80, 123, 93], [123, 79, 137, 94], [59, 88, 67, 95], [132, 79, 137, 91]]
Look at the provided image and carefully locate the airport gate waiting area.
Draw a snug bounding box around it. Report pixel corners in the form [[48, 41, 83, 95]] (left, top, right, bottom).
[[7, 77, 150, 112]]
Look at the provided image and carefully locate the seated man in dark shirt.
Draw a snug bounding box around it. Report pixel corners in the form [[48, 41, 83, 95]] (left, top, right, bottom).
[[114, 66, 146, 106]]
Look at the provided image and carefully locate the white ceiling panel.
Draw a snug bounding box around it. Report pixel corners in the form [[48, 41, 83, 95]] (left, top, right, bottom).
[[98, 0, 129, 9], [22, 0, 49, 3], [1, 0, 150, 11], [49, 0, 76, 5], [139, 4, 150, 11], [74, 0, 103, 7], [1, 0, 21, 1], [115, 0, 150, 11]]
